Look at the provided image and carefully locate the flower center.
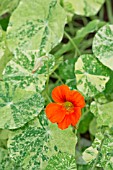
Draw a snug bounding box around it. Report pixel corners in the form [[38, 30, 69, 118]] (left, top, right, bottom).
[[64, 101, 74, 114]]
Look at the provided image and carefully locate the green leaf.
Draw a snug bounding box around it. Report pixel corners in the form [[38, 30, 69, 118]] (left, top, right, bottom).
[[75, 54, 110, 97], [93, 24, 113, 71], [76, 20, 106, 40], [7, 120, 49, 169], [46, 123, 77, 156], [45, 152, 77, 170], [0, 81, 44, 129], [0, 0, 20, 16], [62, 0, 105, 17], [6, 0, 66, 56]]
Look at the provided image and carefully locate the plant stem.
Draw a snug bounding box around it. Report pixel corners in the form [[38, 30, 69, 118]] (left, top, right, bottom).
[[54, 72, 64, 84], [46, 59, 49, 95], [64, 31, 81, 56], [106, 0, 113, 24]]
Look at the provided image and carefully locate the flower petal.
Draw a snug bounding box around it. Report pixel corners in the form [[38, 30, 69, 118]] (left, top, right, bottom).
[[70, 107, 81, 126], [66, 90, 85, 108], [52, 85, 70, 103], [58, 115, 71, 130], [45, 103, 65, 123]]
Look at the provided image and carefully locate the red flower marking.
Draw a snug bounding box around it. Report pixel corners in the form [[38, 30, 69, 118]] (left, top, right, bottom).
[[45, 85, 85, 130]]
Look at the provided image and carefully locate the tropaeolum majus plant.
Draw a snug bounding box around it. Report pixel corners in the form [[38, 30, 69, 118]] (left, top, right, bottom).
[[0, 0, 113, 169]]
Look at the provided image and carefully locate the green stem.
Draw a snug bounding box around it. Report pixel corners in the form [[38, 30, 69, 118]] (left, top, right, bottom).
[[106, 0, 113, 24], [64, 31, 81, 56], [54, 72, 64, 84], [45, 91, 52, 103], [46, 58, 49, 94]]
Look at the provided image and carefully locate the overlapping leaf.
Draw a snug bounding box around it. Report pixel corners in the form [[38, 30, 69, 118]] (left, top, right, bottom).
[[6, 0, 66, 56], [45, 152, 77, 170], [62, 0, 105, 17], [75, 54, 110, 97], [93, 24, 113, 71], [0, 81, 44, 129]]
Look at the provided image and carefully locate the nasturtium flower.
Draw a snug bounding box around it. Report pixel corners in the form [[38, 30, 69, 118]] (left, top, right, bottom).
[[45, 85, 85, 130]]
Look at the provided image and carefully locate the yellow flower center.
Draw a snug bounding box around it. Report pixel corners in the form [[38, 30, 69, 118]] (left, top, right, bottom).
[[64, 101, 74, 114]]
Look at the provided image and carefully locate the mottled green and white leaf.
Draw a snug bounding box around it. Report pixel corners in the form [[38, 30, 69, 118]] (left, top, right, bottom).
[[62, 0, 105, 17], [8, 120, 49, 169], [6, 0, 66, 56], [75, 54, 110, 97], [45, 152, 77, 170], [93, 24, 113, 70], [3, 53, 62, 91], [0, 81, 44, 129], [83, 129, 113, 169]]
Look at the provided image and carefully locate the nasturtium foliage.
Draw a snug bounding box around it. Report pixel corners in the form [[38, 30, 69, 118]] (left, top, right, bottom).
[[6, 0, 66, 56], [93, 24, 113, 71], [97, 101, 113, 128], [83, 128, 113, 170], [7, 119, 49, 169], [75, 54, 110, 97], [62, 0, 105, 17], [46, 123, 77, 156], [3, 53, 62, 92], [45, 152, 77, 170], [0, 81, 44, 129]]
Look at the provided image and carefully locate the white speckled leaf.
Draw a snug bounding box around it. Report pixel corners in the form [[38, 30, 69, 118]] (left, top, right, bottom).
[[0, 0, 20, 16], [45, 152, 77, 170], [6, 0, 66, 56], [83, 129, 113, 170], [75, 54, 110, 97], [93, 24, 113, 70], [0, 81, 44, 129], [0, 147, 20, 170], [62, 0, 105, 17], [3, 53, 62, 92], [7, 121, 49, 169]]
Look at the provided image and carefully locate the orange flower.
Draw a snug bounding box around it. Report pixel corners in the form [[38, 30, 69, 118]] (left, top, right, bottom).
[[45, 85, 85, 130]]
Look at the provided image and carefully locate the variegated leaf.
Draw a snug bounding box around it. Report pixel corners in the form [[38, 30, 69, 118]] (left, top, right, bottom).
[[45, 152, 77, 170], [0, 81, 44, 129], [6, 0, 66, 56], [3, 53, 62, 92], [75, 54, 110, 97], [7, 119, 49, 169], [93, 24, 113, 71]]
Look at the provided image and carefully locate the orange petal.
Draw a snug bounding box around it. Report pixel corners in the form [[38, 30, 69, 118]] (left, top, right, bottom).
[[70, 107, 81, 126], [45, 103, 66, 123], [52, 85, 70, 103], [58, 115, 71, 130], [66, 90, 85, 108]]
